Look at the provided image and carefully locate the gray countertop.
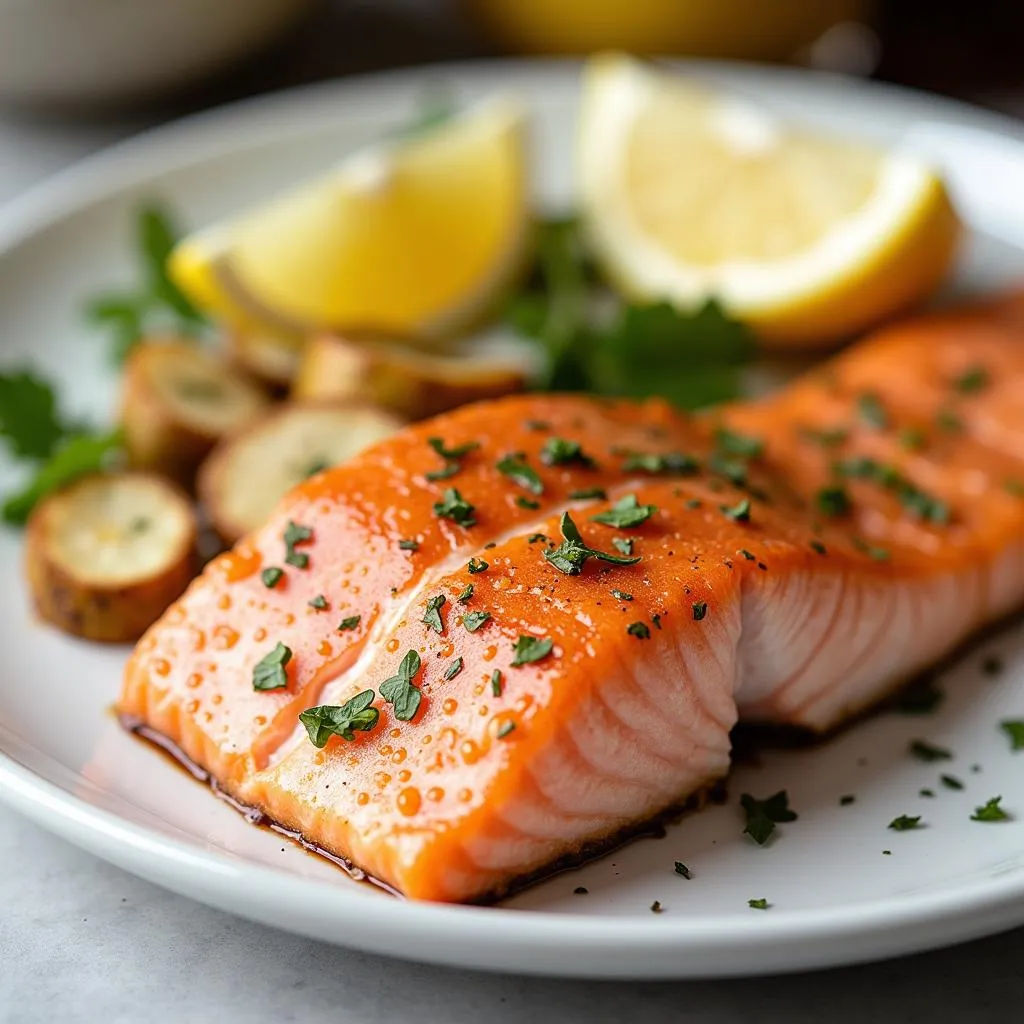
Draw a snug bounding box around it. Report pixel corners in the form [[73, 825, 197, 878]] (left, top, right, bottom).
[[3, 32, 1024, 1021]]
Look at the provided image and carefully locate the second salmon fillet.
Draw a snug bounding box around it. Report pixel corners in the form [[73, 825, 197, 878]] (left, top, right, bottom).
[[120, 292, 1024, 903]]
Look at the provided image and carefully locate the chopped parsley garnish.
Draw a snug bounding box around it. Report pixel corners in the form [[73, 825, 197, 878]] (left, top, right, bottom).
[[307, 594, 328, 610], [543, 510, 642, 575], [898, 427, 926, 452], [516, 496, 541, 509], [540, 437, 594, 467], [398, 539, 419, 551], [692, 601, 708, 621], [834, 457, 948, 524], [378, 650, 422, 721], [840, 795, 856, 806], [490, 669, 503, 697], [422, 594, 446, 634], [611, 588, 633, 601], [919, 788, 935, 798], [816, 485, 851, 517], [685, 498, 703, 509], [801, 425, 848, 448], [892, 676, 944, 714], [425, 462, 461, 482], [458, 584, 474, 603], [283, 520, 313, 569], [707, 453, 748, 487], [511, 635, 553, 666], [527, 533, 547, 544], [652, 614, 662, 629], [909, 739, 952, 762], [852, 537, 891, 561], [337, 615, 361, 631], [714, 428, 764, 458], [299, 691, 379, 747], [433, 488, 477, 527], [497, 721, 516, 739], [462, 610, 492, 632], [443, 657, 464, 681], [467, 557, 488, 574], [810, 540, 828, 556], [741, 791, 798, 845], [971, 796, 1010, 822], [496, 452, 544, 494], [428, 437, 479, 461], [612, 537, 634, 556], [261, 567, 284, 589], [627, 621, 651, 639], [569, 487, 607, 500], [252, 642, 292, 691], [621, 451, 699, 475], [748, 898, 770, 910], [674, 862, 692, 879], [888, 814, 922, 831], [940, 774, 964, 790], [936, 408, 963, 433], [1000, 720, 1024, 751], [953, 366, 989, 394], [857, 392, 887, 429], [590, 493, 657, 528], [720, 498, 751, 522]]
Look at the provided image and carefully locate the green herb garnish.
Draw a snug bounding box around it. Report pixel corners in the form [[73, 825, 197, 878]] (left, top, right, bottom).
[[816, 485, 851, 517], [748, 898, 770, 910], [741, 791, 798, 845], [800, 425, 848, 448], [544, 511, 643, 575], [810, 540, 828, 555], [491, 669, 503, 697], [433, 488, 477, 527], [443, 657, 464, 681], [612, 537, 634, 556], [457, 584, 474, 603], [462, 610, 492, 633], [379, 650, 422, 722], [428, 437, 479, 461], [540, 437, 594, 467], [898, 427, 926, 452], [627, 621, 651, 639], [909, 739, 952, 762], [590, 493, 657, 528], [511, 635, 553, 666], [674, 862, 692, 879], [497, 721, 516, 739], [570, 487, 607, 500], [940, 774, 964, 790], [610, 588, 633, 601], [721, 498, 751, 522], [714, 428, 763, 458], [307, 595, 328, 610], [399, 539, 419, 552], [337, 616, 361, 631], [252, 642, 292, 691], [692, 601, 708, 621], [852, 537, 891, 561], [857, 392, 888, 429], [621, 451, 700, 475], [971, 796, 1010, 822], [936, 408, 963, 433], [422, 594, 446, 634], [888, 814, 922, 831], [1000, 720, 1024, 751], [953, 366, 989, 394], [283, 520, 313, 569], [261, 567, 284, 589], [496, 452, 544, 494], [892, 676, 944, 714], [299, 691, 379, 747], [516, 496, 541, 509], [467, 557, 488, 574]]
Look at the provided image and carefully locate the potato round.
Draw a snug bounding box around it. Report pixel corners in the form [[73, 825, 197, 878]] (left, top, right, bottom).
[[198, 402, 402, 543], [25, 472, 198, 643], [120, 340, 272, 486]]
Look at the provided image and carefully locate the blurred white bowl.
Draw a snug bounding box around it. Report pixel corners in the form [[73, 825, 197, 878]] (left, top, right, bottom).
[[0, 0, 314, 108]]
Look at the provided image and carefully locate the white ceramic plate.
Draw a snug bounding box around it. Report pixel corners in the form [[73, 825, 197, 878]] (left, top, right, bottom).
[[2, 60, 1024, 980]]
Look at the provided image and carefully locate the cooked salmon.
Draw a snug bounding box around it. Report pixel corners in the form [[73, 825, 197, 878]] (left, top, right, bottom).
[[119, 292, 1024, 903]]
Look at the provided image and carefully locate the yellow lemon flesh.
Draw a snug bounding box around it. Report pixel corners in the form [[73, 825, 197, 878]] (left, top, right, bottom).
[[170, 96, 529, 345], [578, 54, 961, 348]]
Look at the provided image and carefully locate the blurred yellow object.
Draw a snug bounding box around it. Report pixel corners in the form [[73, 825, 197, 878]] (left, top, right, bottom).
[[578, 55, 961, 348], [468, 0, 870, 60], [169, 96, 529, 346]]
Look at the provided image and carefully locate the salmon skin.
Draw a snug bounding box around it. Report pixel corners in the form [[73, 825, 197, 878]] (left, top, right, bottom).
[[120, 291, 1024, 903]]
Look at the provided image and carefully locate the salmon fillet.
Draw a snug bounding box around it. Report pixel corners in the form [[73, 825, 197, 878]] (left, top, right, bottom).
[[119, 292, 1024, 903]]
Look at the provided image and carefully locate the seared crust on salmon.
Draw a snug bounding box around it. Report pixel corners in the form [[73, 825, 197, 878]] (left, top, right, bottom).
[[120, 291, 1024, 903]]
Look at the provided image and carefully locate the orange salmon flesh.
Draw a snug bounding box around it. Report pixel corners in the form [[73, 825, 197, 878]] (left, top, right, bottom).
[[120, 291, 1024, 903]]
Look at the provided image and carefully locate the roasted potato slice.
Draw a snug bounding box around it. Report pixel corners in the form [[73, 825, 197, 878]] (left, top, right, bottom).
[[291, 333, 535, 420], [198, 402, 402, 544], [25, 472, 197, 643], [227, 328, 305, 389], [120, 340, 272, 486]]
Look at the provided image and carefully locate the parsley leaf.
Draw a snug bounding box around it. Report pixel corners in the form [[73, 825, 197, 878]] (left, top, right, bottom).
[[398, 539, 419, 552], [496, 453, 544, 494], [490, 669, 503, 696], [1000, 720, 1024, 751], [544, 510, 643, 575], [428, 437, 479, 461], [714, 428, 763, 458], [612, 537, 634, 556], [511, 635, 553, 666], [337, 616, 361, 631], [816, 485, 851, 517], [261, 567, 284, 589], [299, 690, 379, 747], [252, 642, 292, 691], [540, 437, 594, 467], [422, 594, 446, 634], [908, 739, 952, 762], [953, 366, 989, 394], [467, 557, 488, 574], [307, 594, 328, 610], [674, 862, 692, 879], [621, 451, 700, 475], [378, 650, 422, 721], [458, 583, 474, 603], [940, 774, 964, 790], [611, 588, 633, 601], [569, 487, 607, 500], [627, 621, 651, 639], [283, 521, 313, 569], [0, 370, 68, 459], [516, 495, 540, 510], [433, 488, 477, 527], [2, 429, 123, 525], [591, 493, 657, 529], [971, 796, 1010, 822], [692, 601, 708, 621], [462, 610, 492, 632], [741, 791, 798, 845], [888, 814, 923, 831], [720, 498, 751, 522], [443, 657, 464, 681], [748, 898, 770, 910]]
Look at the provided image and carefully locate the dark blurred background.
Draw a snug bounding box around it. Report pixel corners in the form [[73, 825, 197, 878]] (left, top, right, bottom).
[[3, 0, 1024, 122]]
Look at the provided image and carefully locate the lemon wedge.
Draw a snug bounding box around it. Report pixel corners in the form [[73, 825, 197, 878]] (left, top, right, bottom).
[[578, 54, 961, 347], [170, 96, 529, 344]]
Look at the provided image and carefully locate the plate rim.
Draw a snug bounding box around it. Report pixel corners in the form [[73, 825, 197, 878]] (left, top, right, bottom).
[[2, 56, 1024, 978]]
